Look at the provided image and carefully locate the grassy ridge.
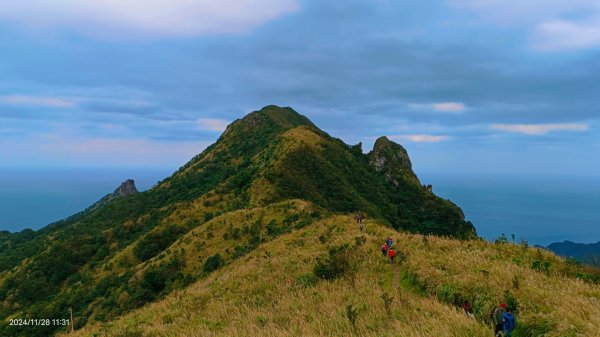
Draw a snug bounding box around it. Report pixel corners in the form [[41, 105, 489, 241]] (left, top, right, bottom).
[[65, 215, 599, 337]]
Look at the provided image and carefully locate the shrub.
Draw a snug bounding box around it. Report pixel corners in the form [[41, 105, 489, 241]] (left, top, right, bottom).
[[313, 244, 350, 280], [346, 303, 359, 332], [294, 217, 312, 230], [436, 283, 461, 305], [503, 289, 519, 314], [495, 234, 508, 244], [257, 316, 268, 327], [512, 275, 520, 289], [381, 292, 394, 318], [232, 245, 250, 259], [202, 253, 224, 274], [531, 259, 551, 273], [514, 318, 552, 337], [354, 236, 366, 247], [266, 220, 290, 237], [296, 273, 319, 287], [133, 225, 186, 262]]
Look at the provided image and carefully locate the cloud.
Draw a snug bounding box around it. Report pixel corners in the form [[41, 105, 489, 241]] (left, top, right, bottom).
[[448, 0, 598, 23], [409, 102, 466, 113], [533, 19, 600, 51], [431, 102, 466, 112], [389, 134, 451, 143], [449, 0, 600, 51], [0, 95, 74, 107], [491, 123, 589, 135], [0, 0, 299, 39], [197, 118, 230, 132]]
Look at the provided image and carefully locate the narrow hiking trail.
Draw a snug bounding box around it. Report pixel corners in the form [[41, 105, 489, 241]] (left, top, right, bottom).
[[392, 262, 399, 288]]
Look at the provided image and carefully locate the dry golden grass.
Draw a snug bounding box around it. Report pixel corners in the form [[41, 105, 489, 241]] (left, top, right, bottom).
[[391, 232, 600, 337], [65, 215, 600, 337]]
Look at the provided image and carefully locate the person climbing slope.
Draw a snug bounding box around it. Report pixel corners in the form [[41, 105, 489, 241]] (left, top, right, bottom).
[[381, 242, 388, 256], [461, 300, 474, 319], [386, 237, 393, 248], [502, 307, 516, 337], [354, 213, 365, 232], [388, 248, 396, 263], [493, 303, 506, 336]]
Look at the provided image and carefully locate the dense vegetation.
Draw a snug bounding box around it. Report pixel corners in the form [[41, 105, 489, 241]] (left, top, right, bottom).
[[1, 105, 477, 336]]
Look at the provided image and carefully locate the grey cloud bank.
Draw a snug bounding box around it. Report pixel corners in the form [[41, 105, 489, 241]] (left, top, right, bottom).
[[0, 0, 598, 175]]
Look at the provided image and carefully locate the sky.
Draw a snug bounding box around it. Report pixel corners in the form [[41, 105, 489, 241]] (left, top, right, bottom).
[[0, 0, 599, 176]]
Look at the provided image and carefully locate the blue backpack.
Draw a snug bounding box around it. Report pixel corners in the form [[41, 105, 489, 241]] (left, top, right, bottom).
[[503, 313, 516, 330]]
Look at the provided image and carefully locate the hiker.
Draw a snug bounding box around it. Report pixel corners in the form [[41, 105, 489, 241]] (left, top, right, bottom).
[[389, 248, 396, 263], [461, 300, 474, 319], [381, 242, 388, 256], [386, 237, 393, 248], [493, 303, 507, 336], [502, 307, 516, 337]]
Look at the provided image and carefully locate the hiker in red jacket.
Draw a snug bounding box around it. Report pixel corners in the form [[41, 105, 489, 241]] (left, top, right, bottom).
[[381, 242, 388, 256], [388, 248, 396, 263]]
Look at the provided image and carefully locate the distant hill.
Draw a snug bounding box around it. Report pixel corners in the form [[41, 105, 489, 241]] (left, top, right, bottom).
[[547, 240, 600, 266], [1, 105, 598, 337]]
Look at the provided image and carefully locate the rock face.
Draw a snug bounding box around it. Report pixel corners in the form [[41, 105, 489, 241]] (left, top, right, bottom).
[[113, 179, 138, 197], [87, 179, 139, 212], [368, 136, 420, 187], [369, 136, 413, 171]]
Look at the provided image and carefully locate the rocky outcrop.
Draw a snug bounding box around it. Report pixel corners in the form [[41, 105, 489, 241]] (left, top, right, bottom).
[[368, 136, 420, 187], [369, 136, 413, 171], [112, 179, 138, 197], [86, 179, 139, 212]]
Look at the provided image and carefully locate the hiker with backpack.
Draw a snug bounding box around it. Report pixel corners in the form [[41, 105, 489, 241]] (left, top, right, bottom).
[[354, 213, 365, 232], [388, 248, 396, 263], [502, 307, 516, 337], [386, 237, 393, 248], [493, 303, 507, 336], [461, 300, 474, 319], [381, 242, 388, 256]]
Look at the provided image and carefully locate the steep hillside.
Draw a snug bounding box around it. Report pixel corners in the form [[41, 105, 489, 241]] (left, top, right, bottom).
[[66, 216, 600, 337], [1, 105, 475, 336]]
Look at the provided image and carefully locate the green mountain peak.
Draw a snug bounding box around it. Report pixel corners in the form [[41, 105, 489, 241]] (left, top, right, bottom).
[[222, 105, 316, 138], [0, 105, 478, 337]]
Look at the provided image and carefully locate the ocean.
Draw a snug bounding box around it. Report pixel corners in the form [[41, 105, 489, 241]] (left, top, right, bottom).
[[1, 168, 598, 246], [420, 173, 600, 246], [0, 167, 172, 233]]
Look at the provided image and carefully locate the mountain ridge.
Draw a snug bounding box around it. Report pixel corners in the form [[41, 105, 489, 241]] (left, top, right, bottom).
[[546, 240, 600, 266], [1, 105, 476, 336]]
